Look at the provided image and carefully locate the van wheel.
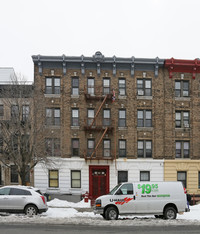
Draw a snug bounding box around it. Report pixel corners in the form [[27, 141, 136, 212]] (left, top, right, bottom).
[[105, 207, 118, 220], [24, 205, 38, 216], [164, 207, 177, 220]]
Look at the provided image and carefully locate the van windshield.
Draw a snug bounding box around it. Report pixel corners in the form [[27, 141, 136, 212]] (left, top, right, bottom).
[[109, 184, 122, 195]]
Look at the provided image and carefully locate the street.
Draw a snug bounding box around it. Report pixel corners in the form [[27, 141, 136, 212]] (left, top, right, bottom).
[[1, 223, 200, 234]]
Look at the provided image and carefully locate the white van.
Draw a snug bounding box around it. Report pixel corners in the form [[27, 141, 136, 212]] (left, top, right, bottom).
[[94, 181, 190, 220]]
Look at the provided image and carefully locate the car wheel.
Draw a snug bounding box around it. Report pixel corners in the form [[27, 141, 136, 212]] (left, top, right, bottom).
[[164, 207, 177, 220], [105, 207, 118, 220], [24, 205, 38, 216], [101, 214, 106, 219]]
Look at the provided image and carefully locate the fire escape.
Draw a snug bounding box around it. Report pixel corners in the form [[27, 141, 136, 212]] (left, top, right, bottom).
[[84, 85, 115, 160]]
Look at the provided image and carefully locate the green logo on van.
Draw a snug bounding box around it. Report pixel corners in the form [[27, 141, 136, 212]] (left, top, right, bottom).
[[138, 184, 158, 194]]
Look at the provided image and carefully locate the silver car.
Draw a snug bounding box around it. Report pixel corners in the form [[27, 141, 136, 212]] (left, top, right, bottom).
[[0, 185, 48, 215]]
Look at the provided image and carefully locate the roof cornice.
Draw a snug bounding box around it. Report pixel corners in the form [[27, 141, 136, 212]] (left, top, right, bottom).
[[165, 58, 200, 79], [32, 52, 164, 77]]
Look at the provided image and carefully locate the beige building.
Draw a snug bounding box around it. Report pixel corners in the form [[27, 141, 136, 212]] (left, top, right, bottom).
[[165, 160, 200, 195]]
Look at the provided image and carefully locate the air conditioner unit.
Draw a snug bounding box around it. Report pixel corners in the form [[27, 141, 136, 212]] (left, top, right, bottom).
[[138, 90, 144, 96], [184, 124, 189, 128]]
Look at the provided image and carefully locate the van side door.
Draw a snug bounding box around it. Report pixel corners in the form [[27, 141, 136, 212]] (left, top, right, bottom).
[[113, 183, 137, 214], [134, 182, 160, 213]]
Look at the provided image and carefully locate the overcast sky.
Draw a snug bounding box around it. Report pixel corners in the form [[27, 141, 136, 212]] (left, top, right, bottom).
[[0, 0, 200, 81]]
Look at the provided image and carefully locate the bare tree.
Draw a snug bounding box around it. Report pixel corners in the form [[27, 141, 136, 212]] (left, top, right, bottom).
[[0, 74, 50, 185]]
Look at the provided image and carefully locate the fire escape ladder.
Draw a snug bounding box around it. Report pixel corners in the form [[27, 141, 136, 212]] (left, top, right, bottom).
[[89, 95, 108, 128], [90, 127, 108, 159]]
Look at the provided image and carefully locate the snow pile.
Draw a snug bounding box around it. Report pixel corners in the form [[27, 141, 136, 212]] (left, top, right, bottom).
[[178, 204, 200, 220], [47, 198, 91, 208]]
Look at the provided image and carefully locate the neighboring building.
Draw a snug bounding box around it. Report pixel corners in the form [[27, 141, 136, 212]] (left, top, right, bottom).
[[0, 68, 33, 186], [0, 67, 16, 84], [164, 58, 200, 200], [32, 53, 200, 202]]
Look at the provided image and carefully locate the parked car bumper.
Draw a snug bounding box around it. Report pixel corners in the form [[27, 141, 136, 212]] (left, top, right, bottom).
[[38, 208, 48, 214]]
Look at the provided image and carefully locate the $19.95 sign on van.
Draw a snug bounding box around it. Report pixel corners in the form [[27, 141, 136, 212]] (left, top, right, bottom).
[[138, 184, 159, 194]]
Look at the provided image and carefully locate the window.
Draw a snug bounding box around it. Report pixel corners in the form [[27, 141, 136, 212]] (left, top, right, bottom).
[[138, 140, 152, 158], [87, 78, 94, 95], [11, 134, 18, 152], [137, 79, 152, 96], [72, 139, 79, 156], [11, 105, 19, 120], [0, 187, 10, 195], [103, 78, 110, 95], [0, 188, 10, 195], [140, 171, 150, 181], [72, 77, 79, 95], [118, 171, 128, 184], [71, 109, 79, 126], [11, 165, 18, 183], [119, 78, 126, 96], [87, 109, 94, 126], [175, 111, 189, 128], [45, 77, 60, 94], [175, 81, 189, 97], [0, 137, 3, 153], [0, 105, 4, 116], [176, 141, 190, 158], [88, 139, 95, 157], [22, 105, 30, 121], [46, 108, 60, 126], [49, 170, 59, 188], [117, 183, 133, 195], [103, 109, 111, 126], [177, 171, 187, 188], [137, 110, 152, 127], [71, 170, 81, 188], [45, 138, 61, 156], [119, 140, 126, 157], [22, 135, 30, 152], [103, 139, 111, 157], [119, 109, 126, 127], [10, 188, 31, 195]]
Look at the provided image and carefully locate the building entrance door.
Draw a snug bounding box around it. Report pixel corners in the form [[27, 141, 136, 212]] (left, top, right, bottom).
[[89, 166, 109, 200]]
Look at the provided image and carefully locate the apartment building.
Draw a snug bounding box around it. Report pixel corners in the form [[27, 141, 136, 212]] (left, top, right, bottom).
[[0, 68, 33, 186], [164, 58, 200, 198], [32, 52, 200, 200]]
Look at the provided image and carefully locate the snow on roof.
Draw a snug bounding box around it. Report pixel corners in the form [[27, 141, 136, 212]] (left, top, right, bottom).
[[0, 67, 16, 84]]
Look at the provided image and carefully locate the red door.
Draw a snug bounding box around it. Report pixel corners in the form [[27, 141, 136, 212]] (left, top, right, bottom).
[[89, 166, 109, 200]]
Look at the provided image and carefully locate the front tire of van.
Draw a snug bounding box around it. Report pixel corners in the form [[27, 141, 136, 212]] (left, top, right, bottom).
[[105, 207, 118, 220], [164, 207, 177, 220]]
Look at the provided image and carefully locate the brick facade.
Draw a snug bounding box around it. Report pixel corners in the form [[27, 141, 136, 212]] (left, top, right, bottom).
[[32, 53, 200, 198]]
